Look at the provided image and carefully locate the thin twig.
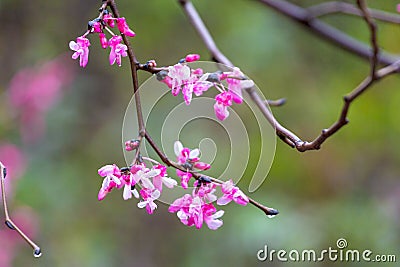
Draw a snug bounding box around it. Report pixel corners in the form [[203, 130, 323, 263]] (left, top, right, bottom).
[[308, 1, 400, 24], [179, 0, 400, 151], [256, 0, 398, 66], [266, 98, 286, 107], [107, 0, 146, 164], [106, 0, 278, 216], [144, 132, 279, 216], [0, 162, 41, 257], [357, 0, 379, 79]]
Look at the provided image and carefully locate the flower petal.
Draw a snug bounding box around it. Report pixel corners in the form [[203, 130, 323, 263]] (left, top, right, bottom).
[[174, 141, 183, 156], [189, 149, 200, 159]]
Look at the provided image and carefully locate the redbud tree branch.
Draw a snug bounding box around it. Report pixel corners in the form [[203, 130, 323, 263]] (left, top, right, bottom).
[[106, 0, 278, 216], [308, 1, 400, 24], [178, 0, 400, 151], [0, 162, 41, 257]]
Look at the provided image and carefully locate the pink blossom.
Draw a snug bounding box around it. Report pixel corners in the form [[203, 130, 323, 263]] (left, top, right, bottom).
[[69, 36, 90, 67], [169, 194, 223, 230], [217, 179, 249, 206], [97, 164, 122, 200], [202, 203, 224, 230], [90, 21, 102, 33], [8, 56, 74, 143], [152, 164, 177, 192], [108, 36, 128, 66], [124, 139, 140, 151], [160, 75, 173, 88], [214, 91, 233, 121], [103, 12, 115, 28], [185, 54, 200, 62], [193, 181, 218, 203], [137, 188, 160, 214], [116, 17, 136, 37], [99, 33, 108, 49], [168, 63, 191, 96], [177, 170, 192, 190], [131, 165, 160, 190], [226, 68, 254, 104], [174, 141, 211, 188]]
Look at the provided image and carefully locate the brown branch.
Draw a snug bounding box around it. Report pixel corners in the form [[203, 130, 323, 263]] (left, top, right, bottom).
[[308, 1, 400, 24], [144, 132, 279, 216], [106, 1, 278, 216], [0, 162, 41, 257], [266, 98, 286, 107], [107, 0, 146, 165], [178, 0, 400, 152], [357, 0, 379, 79], [256, 0, 399, 66]]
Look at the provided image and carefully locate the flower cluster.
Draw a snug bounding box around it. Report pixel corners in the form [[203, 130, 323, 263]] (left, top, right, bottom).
[[69, 8, 135, 67], [97, 140, 249, 230], [97, 162, 177, 214], [167, 141, 249, 230], [157, 56, 254, 121]]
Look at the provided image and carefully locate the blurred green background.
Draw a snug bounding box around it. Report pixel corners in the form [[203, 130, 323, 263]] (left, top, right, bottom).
[[0, 0, 399, 266]]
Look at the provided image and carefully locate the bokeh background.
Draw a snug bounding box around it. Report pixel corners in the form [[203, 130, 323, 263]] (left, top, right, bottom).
[[0, 0, 399, 266]]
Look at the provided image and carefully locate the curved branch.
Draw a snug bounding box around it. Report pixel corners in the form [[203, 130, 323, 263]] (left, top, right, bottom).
[[308, 1, 400, 24], [256, 0, 399, 66], [178, 0, 400, 152]]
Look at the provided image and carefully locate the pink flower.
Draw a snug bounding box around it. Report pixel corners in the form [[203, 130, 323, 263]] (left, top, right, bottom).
[[103, 12, 115, 28], [69, 36, 90, 67], [99, 33, 108, 49], [8, 56, 74, 143], [108, 36, 128, 66], [137, 188, 160, 214], [152, 164, 177, 192], [97, 164, 122, 200], [217, 179, 249, 206], [168, 64, 191, 96], [90, 21, 102, 33], [121, 170, 139, 200], [131, 165, 160, 190], [116, 17, 136, 37], [177, 170, 192, 190], [214, 91, 233, 121], [202, 203, 224, 230], [174, 141, 211, 189], [169, 194, 224, 230], [193, 181, 218, 203], [124, 139, 140, 151], [226, 68, 254, 104], [185, 54, 200, 62]]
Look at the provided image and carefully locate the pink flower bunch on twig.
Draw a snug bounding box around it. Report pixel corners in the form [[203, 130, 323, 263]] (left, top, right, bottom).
[[156, 55, 254, 121], [69, 5, 135, 67]]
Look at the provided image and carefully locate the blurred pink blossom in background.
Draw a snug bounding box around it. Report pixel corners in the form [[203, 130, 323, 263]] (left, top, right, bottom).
[[8, 55, 75, 143]]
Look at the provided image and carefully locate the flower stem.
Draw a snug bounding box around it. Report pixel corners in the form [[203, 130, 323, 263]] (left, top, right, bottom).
[[0, 162, 41, 257]]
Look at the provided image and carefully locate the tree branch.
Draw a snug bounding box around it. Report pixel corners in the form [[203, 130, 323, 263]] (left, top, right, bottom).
[[0, 162, 41, 257], [256, 0, 399, 66], [144, 132, 279, 216], [308, 1, 400, 24]]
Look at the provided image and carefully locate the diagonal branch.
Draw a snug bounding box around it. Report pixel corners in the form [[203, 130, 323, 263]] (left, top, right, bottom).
[[1, 162, 41, 257], [178, 0, 400, 152], [308, 1, 400, 24], [256, 0, 399, 66], [144, 132, 279, 216], [106, 0, 278, 216], [357, 0, 379, 78]]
